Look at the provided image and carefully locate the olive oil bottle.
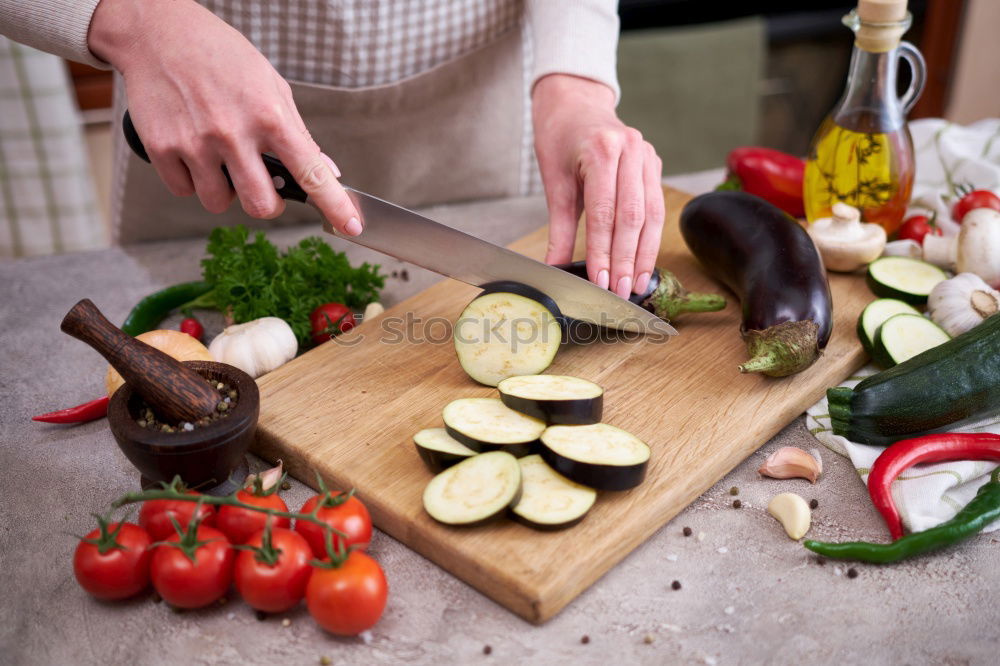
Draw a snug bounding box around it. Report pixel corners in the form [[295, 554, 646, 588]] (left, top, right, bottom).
[[804, 0, 925, 235]]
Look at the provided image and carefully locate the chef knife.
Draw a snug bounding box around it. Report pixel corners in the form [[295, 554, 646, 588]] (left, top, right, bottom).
[[122, 112, 676, 336]]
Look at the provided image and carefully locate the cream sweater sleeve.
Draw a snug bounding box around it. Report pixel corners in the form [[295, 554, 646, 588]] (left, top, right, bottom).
[[527, 0, 621, 102], [0, 0, 106, 67]]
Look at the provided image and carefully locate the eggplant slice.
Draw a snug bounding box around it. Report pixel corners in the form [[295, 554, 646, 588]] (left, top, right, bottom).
[[497, 374, 604, 425], [423, 451, 522, 526], [453, 284, 563, 387], [414, 427, 477, 472], [540, 423, 650, 491], [511, 454, 597, 530], [443, 398, 545, 457]]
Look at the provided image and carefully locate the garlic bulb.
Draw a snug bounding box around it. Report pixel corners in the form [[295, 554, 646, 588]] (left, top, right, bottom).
[[106, 329, 212, 397], [927, 273, 1000, 337], [208, 317, 297, 378], [924, 208, 1000, 288]]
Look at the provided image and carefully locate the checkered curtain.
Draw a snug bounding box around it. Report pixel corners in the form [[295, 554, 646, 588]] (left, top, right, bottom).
[[0, 37, 104, 258]]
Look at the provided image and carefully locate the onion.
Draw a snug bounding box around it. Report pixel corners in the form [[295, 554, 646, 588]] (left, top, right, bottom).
[[105, 329, 213, 398]]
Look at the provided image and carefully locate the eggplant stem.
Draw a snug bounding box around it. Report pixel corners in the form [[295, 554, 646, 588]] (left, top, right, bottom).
[[739, 320, 821, 377], [645, 269, 727, 321]]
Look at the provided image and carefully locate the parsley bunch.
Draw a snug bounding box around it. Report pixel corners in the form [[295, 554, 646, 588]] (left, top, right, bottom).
[[197, 225, 384, 348]]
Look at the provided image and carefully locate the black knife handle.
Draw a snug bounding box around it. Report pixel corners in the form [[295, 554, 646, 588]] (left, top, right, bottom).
[[122, 110, 309, 203]]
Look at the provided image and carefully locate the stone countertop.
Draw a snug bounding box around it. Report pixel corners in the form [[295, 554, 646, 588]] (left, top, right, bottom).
[[2, 171, 996, 665]]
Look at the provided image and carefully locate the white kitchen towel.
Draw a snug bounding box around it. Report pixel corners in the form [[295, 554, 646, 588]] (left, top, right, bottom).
[[807, 368, 1000, 536], [906, 117, 1000, 234]]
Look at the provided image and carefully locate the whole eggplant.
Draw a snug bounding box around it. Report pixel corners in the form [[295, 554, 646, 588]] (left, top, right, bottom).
[[679, 191, 833, 377], [556, 261, 725, 321]]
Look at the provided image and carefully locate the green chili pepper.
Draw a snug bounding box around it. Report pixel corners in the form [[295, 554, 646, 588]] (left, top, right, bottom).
[[121, 281, 213, 336], [804, 467, 1000, 563]]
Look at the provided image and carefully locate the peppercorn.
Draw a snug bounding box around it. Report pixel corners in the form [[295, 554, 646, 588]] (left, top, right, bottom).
[[671, 580, 682, 590], [810, 499, 819, 509], [729, 486, 739, 496], [643, 634, 654, 644], [815, 556, 826, 566], [847, 568, 858, 579], [483, 645, 492, 655], [581, 635, 590, 645], [732, 500, 742, 509], [682, 526, 692, 537], [320, 657, 332, 666], [281, 481, 292, 491]]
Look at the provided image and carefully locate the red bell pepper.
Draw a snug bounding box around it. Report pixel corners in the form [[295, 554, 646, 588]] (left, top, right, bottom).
[[33, 395, 110, 424], [720, 146, 805, 218], [868, 433, 1000, 540]]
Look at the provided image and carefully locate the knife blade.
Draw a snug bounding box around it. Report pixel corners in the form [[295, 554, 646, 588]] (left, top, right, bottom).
[[120, 111, 676, 336], [327, 189, 677, 336]]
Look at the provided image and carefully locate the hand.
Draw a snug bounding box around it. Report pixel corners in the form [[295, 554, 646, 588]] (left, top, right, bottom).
[[88, 0, 361, 235], [532, 74, 665, 297]]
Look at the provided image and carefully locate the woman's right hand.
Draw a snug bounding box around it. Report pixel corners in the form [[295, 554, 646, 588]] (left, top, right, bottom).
[[88, 0, 362, 235]]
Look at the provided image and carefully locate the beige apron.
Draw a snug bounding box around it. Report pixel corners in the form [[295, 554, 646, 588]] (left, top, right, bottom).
[[111, 27, 529, 244]]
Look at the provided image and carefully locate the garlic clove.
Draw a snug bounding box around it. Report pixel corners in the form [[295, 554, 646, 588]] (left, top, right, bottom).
[[758, 446, 822, 483], [767, 492, 811, 540], [245, 460, 283, 492], [362, 302, 385, 322]]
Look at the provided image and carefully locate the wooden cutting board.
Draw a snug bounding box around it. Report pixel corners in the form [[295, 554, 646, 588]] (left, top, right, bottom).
[[254, 187, 870, 624]]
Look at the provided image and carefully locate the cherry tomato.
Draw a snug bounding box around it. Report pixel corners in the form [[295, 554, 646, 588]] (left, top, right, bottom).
[[150, 525, 234, 608], [139, 493, 216, 542], [234, 528, 312, 613], [953, 189, 1000, 223], [73, 522, 152, 600], [179, 317, 204, 341], [306, 551, 388, 635], [295, 492, 372, 558], [895, 214, 942, 244], [217, 489, 290, 545], [310, 303, 356, 345]]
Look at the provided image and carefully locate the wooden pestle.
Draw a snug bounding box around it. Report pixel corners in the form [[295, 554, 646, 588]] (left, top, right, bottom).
[[61, 299, 220, 423]]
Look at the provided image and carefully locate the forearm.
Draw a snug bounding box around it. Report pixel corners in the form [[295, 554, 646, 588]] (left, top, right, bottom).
[[0, 0, 105, 67], [526, 0, 621, 103]]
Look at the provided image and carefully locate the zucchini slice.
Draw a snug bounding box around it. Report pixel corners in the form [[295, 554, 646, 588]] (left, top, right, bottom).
[[866, 257, 948, 304], [422, 451, 522, 526], [414, 427, 476, 472], [540, 423, 650, 491], [497, 374, 604, 425], [510, 455, 597, 530], [442, 398, 546, 457], [871, 313, 950, 368], [856, 298, 922, 353], [453, 283, 564, 387]]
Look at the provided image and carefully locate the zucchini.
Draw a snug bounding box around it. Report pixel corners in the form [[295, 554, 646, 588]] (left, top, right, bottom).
[[453, 282, 564, 387], [414, 428, 476, 472], [497, 374, 603, 425], [423, 451, 522, 525], [856, 298, 921, 354], [828, 312, 1000, 446], [442, 397, 545, 457], [866, 257, 948, 305], [510, 455, 597, 530], [871, 313, 950, 368], [540, 423, 650, 491]]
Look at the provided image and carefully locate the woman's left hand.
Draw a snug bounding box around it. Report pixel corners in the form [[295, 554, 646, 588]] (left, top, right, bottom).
[[533, 74, 665, 299]]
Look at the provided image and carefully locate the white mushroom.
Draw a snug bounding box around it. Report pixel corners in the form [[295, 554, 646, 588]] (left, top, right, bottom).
[[924, 208, 1000, 288], [807, 203, 887, 272]]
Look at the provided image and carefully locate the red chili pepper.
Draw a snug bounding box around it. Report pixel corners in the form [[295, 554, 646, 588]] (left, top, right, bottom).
[[721, 146, 806, 218], [180, 317, 204, 341], [32, 395, 110, 424], [868, 433, 1000, 540]]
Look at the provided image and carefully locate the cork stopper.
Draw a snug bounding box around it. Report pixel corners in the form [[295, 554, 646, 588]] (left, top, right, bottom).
[[853, 0, 910, 53]]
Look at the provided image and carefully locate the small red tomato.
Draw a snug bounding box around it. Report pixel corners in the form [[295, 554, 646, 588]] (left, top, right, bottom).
[[150, 525, 234, 608], [895, 214, 942, 244], [73, 521, 152, 600], [234, 528, 313, 613], [139, 493, 216, 542], [217, 489, 290, 545], [953, 189, 1000, 223], [295, 492, 372, 559], [310, 303, 356, 345], [306, 550, 388, 635], [180, 317, 204, 341]]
